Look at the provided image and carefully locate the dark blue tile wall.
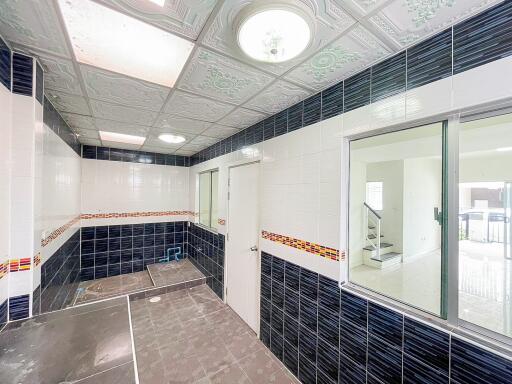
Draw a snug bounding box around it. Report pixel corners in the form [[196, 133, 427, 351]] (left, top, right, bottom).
[[9, 294, 29, 321], [39, 230, 80, 314], [0, 36, 10, 91], [191, 1, 512, 166], [80, 221, 188, 281], [12, 53, 32, 96], [261, 252, 512, 384], [188, 223, 225, 300], [44, 96, 81, 155], [81, 145, 190, 167], [0, 299, 7, 327], [35, 62, 43, 104], [454, 1, 512, 74]]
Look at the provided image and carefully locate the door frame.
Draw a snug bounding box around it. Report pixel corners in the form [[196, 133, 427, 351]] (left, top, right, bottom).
[[225, 160, 261, 334]]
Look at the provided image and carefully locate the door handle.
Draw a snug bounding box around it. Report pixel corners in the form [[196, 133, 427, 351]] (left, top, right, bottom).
[[250, 246, 258, 252]]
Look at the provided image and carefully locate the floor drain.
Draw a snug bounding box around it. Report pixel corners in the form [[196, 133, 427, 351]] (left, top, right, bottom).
[[149, 296, 161, 303]]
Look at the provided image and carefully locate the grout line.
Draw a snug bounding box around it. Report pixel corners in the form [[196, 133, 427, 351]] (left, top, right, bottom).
[[72, 361, 134, 383], [126, 296, 140, 384]]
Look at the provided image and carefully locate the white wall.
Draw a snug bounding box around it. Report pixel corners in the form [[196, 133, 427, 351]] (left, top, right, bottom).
[[81, 159, 190, 226], [348, 161, 366, 268], [402, 158, 442, 258]]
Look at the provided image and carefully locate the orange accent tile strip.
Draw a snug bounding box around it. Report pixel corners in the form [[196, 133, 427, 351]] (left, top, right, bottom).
[[261, 230, 344, 261], [9, 258, 31, 272], [41, 215, 81, 248], [34, 252, 41, 267], [80, 211, 195, 220], [0, 261, 8, 279]]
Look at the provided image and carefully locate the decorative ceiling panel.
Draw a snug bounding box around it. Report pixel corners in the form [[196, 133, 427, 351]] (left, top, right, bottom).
[[60, 113, 96, 131], [175, 149, 196, 156], [45, 90, 90, 115], [201, 124, 240, 139], [74, 127, 99, 140], [79, 138, 102, 146], [0, 0, 70, 57], [89, 100, 158, 126], [94, 119, 151, 137], [202, 0, 357, 75], [163, 90, 234, 122], [37, 54, 82, 95], [343, 0, 390, 16], [178, 48, 274, 104], [188, 135, 219, 147], [80, 65, 170, 112], [285, 25, 391, 90], [153, 114, 211, 135], [369, 0, 501, 48], [244, 81, 312, 114], [216, 107, 267, 128], [95, 0, 217, 39]]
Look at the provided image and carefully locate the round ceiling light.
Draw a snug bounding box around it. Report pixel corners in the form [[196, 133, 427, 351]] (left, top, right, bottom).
[[159, 133, 186, 144], [237, 5, 312, 63]]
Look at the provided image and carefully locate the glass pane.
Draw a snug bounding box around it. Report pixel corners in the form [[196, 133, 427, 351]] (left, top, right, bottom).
[[199, 172, 211, 227], [211, 170, 219, 229], [349, 122, 444, 315], [459, 113, 512, 337]]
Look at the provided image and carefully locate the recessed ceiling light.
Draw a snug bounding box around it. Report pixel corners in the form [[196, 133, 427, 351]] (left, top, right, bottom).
[[100, 131, 146, 145], [236, 5, 312, 63], [496, 147, 512, 152], [58, 0, 194, 87], [159, 134, 186, 144]]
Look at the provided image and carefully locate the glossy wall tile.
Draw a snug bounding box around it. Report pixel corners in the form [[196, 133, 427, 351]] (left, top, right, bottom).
[[81, 145, 190, 166], [261, 252, 512, 384]]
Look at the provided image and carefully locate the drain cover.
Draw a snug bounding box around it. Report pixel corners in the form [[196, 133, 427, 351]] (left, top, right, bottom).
[[149, 296, 161, 303]]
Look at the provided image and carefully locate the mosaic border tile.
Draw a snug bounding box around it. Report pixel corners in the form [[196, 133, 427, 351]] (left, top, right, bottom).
[[9, 258, 31, 272], [80, 211, 195, 220], [0, 261, 8, 279], [261, 230, 342, 261], [41, 215, 80, 247]]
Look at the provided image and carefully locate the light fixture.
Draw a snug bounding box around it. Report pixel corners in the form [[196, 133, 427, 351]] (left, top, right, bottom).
[[99, 131, 146, 145], [496, 147, 512, 152], [159, 133, 186, 144], [236, 3, 312, 63], [58, 0, 194, 87]]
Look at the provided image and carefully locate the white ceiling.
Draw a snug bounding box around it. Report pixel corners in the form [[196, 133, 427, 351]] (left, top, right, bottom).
[[0, 0, 501, 155]]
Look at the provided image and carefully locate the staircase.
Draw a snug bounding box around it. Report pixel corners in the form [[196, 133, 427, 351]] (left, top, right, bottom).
[[363, 203, 402, 269]]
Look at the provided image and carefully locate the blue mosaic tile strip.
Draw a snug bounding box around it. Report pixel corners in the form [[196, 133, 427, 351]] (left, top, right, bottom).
[[339, 317, 367, 366], [407, 29, 453, 90], [403, 353, 449, 384], [339, 354, 366, 384], [9, 294, 29, 321], [318, 336, 339, 383], [81, 145, 190, 166], [344, 69, 371, 113], [284, 286, 299, 320], [284, 341, 299, 376], [340, 290, 367, 329], [371, 51, 406, 102], [35, 62, 43, 104], [274, 110, 288, 137], [0, 299, 8, 326], [0, 35, 11, 91], [319, 275, 340, 314], [189, 2, 512, 167], [451, 337, 512, 384], [284, 313, 299, 347], [321, 81, 344, 119], [404, 317, 450, 375], [453, 1, 512, 75], [318, 304, 339, 349], [299, 352, 317, 384], [368, 301, 404, 348], [367, 334, 402, 384], [287, 102, 303, 132], [12, 53, 32, 96]]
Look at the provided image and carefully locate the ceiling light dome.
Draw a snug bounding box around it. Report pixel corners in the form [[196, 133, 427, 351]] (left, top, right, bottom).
[[236, 3, 313, 63], [159, 134, 186, 144]]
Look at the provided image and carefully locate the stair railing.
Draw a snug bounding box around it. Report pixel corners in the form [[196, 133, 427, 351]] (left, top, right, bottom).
[[364, 202, 382, 260]]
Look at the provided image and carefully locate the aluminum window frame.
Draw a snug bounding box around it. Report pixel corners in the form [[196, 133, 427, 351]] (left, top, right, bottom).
[[198, 168, 219, 231]]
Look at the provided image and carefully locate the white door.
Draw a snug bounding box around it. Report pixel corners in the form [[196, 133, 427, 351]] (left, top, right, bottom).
[[226, 162, 260, 332]]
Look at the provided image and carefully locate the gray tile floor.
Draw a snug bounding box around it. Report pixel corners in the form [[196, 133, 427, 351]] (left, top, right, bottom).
[[131, 285, 299, 384], [147, 258, 205, 287], [0, 297, 135, 384]]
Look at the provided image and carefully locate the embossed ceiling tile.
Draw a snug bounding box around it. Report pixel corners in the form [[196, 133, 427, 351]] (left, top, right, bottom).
[[179, 143, 208, 152], [90, 99, 158, 126], [45, 90, 91, 115], [175, 149, 196, 156], [369, 0, 501, 48], [80, 65, 170, 112], [178, 48, 274, 104], [80, 138, 102, 146], [189, 135, 219, 146], [343, 0, 389, 16], [60, 113, 96, 130], [75, 127, 99, 140], [201, 124, 240, 139], [201, 0, 356, 75], [94, 119, 151, 136], [0, 0, 70, 57], [216, 107, 267, 128], [140, 141, 183, 153], [285, 25, 391, 90], [37, 54, 82, 95], [163, 90, 235, 122], [244, 81, 312, 115], [153, 114, 211, 135], [94, 0, 217, 39]]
